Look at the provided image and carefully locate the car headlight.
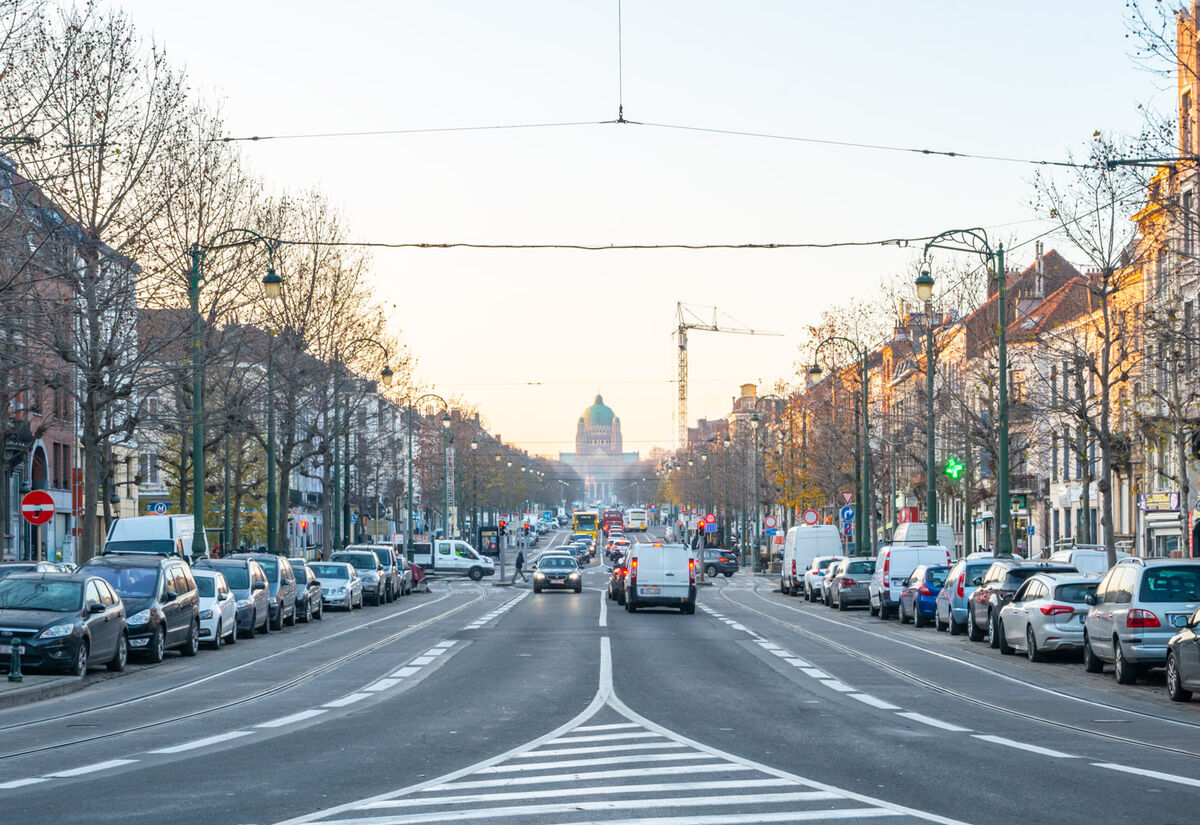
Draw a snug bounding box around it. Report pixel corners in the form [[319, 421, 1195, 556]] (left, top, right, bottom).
[[199, 609, 213, 619], [39, 623, 75, 639], [569, 572, 580, 579], [534, 572, 546, 579], [128, 609, 151, 625], [236, 599, 252, 608], [329, 587, 345, 595]]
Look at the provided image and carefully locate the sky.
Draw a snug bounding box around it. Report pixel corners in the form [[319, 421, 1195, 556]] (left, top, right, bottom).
[[118, 0, 1173, 457]]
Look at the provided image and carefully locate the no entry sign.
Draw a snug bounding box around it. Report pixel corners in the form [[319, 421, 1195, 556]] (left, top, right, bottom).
[[21, 490, 55, 526]]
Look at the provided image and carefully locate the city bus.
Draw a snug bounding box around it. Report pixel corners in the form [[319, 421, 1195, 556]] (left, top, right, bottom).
[[625, 508, 649, 532], [572, 510, 599, 544]]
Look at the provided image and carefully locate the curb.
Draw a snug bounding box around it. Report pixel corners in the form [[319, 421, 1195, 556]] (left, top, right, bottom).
[[0, 674, 85, 710]]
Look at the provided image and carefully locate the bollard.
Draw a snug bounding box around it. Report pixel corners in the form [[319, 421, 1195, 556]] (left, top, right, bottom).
[[7, 640, 24, 683]]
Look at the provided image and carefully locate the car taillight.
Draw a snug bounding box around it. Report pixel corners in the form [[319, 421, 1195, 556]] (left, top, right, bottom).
[[1040, 604, 1074, 616], [630, 558, 637, 586], [689, 558, 696, 585], [791, 560, 796, 577], [1126, 609, 1160, 628], [956, 572, 965, 598], [919, 583, 932, 597], [841, 577, 855, 587], [882, 555, 889, 576]]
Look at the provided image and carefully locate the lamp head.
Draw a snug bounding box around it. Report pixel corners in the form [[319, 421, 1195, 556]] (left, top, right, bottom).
[[807, 362, 823, 377], [469, 438, 478, 451], [750, 412, 760, 430], [262, 267, 283, 301], [915, 266, 935, 303], [380, 365, 394, 387], [440, 411, 452, 429]]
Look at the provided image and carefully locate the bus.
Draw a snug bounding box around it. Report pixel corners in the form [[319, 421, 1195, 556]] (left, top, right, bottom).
[[625, 508, 648, 532], [573, 510, 599, 543]]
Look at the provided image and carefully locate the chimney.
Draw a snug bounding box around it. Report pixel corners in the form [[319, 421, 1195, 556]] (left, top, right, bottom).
[[1035, 242, 1044, 275]]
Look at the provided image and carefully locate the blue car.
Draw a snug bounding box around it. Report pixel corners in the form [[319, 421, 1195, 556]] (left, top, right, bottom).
[[899, 564, 950, 627], [934, 555, 998, 635]]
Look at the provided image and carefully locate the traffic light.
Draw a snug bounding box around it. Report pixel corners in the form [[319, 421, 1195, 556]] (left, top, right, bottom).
[[498, 520, 506, 536]]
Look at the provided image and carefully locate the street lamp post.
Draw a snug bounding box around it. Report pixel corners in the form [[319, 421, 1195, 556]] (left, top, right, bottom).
[[809, 337, 872, 555], [187, 230, 282, 561], [405, 394, 450, 558], [915, 266, 939, 546], [750, 412, 761, 571], [923, 229, 1011, 556]]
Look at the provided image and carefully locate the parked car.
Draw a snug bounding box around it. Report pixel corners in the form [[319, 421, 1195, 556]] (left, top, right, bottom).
[[0, 573, 127, 675], [829, 558, 875, 610], [608, 553, 630, 604], [229, 553, 298, 628], [194, 557, 270, 638], [1046, 547, 1130, 575], [288, 558, 324, 622], [82, 553, 200, 663], [1083, 558, 1200, 684], [701, 548, 738, 578], [624, 542, 696, 614], [0, 561, 62, 580], [870, 545, 952, 619], [330, 550, 385, 605], [309, 562, 362, 610], [898, 564, 949, 627], [780, 525, 842, 596], [802, 555, 844, 601], [996, 573, 1098, 661], [392, 552, 413, 596], [355, 545, 400, 603], [935, 555, 999, 635], [1166, 605, 1200, 702], [533, 555, 583, 593], [967, 561, 1077, 646], [192, 569, 237, 648]]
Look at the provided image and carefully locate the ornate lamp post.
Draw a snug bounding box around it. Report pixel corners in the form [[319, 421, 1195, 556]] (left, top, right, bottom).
[[915, 266, 939, 546]]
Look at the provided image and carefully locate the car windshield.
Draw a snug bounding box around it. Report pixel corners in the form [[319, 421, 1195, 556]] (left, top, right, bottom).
[[1140, 567, 1200, 603], [334, 554, 376, 570], [372, 549, 391, 566], [255, 556, 278, 577], [540, 557, 576, 570], [847, 560, 875, 575], [87, 565, 159, 599], [817, 559, 835, 571], [195, 577, 216, 597], [1055, 582, 1097, 603], [311, 564, 348, 579], [214, 566, 249, 590], [0, 579, 83, 612], [292, 564, 308, 584], [105, 539, 177, 554], [925, 569, 948, 587]]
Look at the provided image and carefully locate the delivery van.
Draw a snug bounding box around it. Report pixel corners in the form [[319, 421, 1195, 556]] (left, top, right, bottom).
[[623, 542, 696, 614], [104, 515, 207, 560], [890, 522, 956, 555], [869, 544, 952, 619], [780, 525, 842, 596]]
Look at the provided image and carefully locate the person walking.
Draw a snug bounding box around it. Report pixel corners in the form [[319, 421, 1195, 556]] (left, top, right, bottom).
[[512, 549, 527, 583]]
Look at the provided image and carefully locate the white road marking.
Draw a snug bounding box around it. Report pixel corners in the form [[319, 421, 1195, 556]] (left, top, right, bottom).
[[599, 586, 608, 627], [1092, 762, 1200, 788], [409, 656, 436, 666], [517, 741, 688, 757], [432, 640, 455, 649], [257, 709, 326, 728], [545, 730, 662, 744], [0, 778, 49, 790], [324, 693, 371, 708], [848, 694, 901, 710], [365, 678, 402, 692], [971, 734, 1075, 758], [477, 752, 713, 773], [797, 667, 829, 678], [46, 759, 138, 778], [391, 666, 422, 678], [376, 778, 792, 806], [572, 722, 640, 732], [819, 679, 856, 693], [431, 764, 755, 790], [784, 658, 813, 667], [148, 731, 253, 753], [895, 712, 972, 733]]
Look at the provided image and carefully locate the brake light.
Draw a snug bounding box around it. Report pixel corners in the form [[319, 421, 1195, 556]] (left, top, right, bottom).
[[841, 577, 856, 587], [630, 558, 638, 586], [689, 558, 696, 585], [919, 583, 933, 597], [882, 555, 889, 576], [1040, 604, 1074, 616], [792, 560, 796, 577], [956, 572, 965, 598], [1126, 609, 1160, 628]]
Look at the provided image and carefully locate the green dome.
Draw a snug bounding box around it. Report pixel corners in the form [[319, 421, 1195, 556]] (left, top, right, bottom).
[[582, 394, 615, 427]]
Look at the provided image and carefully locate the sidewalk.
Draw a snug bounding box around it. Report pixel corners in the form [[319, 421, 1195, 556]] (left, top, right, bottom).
[[0, 671, 85, 709]]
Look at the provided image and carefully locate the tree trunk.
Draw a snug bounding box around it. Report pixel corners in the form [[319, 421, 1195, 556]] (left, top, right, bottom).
[[1099, 293, 1117, 568]]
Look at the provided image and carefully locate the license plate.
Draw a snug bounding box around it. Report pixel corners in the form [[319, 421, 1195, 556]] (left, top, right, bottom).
[[641, 585, 660, 595], [1169, 613, 1189, 628], [0, 644, 10, 655]]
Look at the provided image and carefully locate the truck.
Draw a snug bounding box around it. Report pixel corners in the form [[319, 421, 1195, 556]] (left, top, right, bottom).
[[601, 509, 624, 535], [104, 514, 208, 561], [408, 539, 496, 581]]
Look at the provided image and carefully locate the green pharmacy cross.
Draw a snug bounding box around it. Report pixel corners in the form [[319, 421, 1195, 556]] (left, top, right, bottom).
[[944, 455, 964, 480]]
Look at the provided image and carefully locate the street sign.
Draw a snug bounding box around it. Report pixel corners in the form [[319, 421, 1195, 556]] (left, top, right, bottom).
[[839, 505, 855, 523], [704, 522, 717, 533], [840, 491, 854, 505], [764, 528, 777, 536], [764, 515, 777, 529], [801, 508, 819, 525], [1028, 524, 1036, 536], [21, 490, 54, 526], [150, 502, 167, 515], [842, 522, 853, 537], [705, 513, 716, 525]]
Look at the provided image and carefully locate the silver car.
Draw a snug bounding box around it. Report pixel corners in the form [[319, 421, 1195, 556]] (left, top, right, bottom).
[[804, 555, 844, 602], [829, 557, 876, 611], [308, 562, 363, 610], [997, 573, 1098, 661], [1083, 558, 1200, 684]]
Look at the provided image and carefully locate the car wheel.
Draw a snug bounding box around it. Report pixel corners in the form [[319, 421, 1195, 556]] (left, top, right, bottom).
[[270, 607, 283, 631], [682, 602, 695, 615], [949, 618, 963, 636], [987, 611, 1000, 649], [935, 613, 947, 632], [226, 620, 237, 644], [899, 601, 910, 624], [724, 571, 733, 578], [468, 567, 484, 581], [997, 620, 1014, 655], [914, 607, 927, 628], [67, 640, 89, 676], [245, 612, 256, 639], [181, 620, 200, 657], [1166, 652, 1194, 702], [301, 600, 312, 623], [285, 603, 297, 626], [779, 578, 789, 596], [966, 607, 984, 642], [1113, 639, 1137, 685], [212, 621, 224, 650], [314, 599, 323, 620], [574, 585, 582, 594], [837, 595, 847, 612], [878, 599, 890, 620], [107, 632, 127, 672], [1082, 633, 1104, 673], [533, 585, 541, 593], [626, 598, 637, 613], [1026, 626, 1043, 662], [705, 564, 718, 578], [146, 626, 166, 663]]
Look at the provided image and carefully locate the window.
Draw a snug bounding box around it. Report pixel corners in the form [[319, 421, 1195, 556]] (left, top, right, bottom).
[[85, 581, 103, 608], [139, 453, 159, 485], [1187, 301, 1195, 366], [1064, 509, 1072, 538], [1050, 365, 1058, 407], [1051, 434, 1059, 482], [1053, 510, 1060, 544], [1185, 196, 1195, 258], [1062, 432, 1071, 481]]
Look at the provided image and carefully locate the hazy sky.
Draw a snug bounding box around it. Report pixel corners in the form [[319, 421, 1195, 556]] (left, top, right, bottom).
[[119, 0, 1171, 457]]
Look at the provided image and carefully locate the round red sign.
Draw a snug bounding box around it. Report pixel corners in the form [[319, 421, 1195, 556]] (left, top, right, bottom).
[[21, 489, 55, 526], [764, 515, 777, 529], [705, 513, 716, 524]]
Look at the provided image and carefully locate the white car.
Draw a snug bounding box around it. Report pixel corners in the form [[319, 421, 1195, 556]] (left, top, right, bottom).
[[193, 568, 237, 649]]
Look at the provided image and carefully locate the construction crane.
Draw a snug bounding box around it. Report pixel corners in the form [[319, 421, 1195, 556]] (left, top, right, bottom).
[[676, 302, 782, 447]]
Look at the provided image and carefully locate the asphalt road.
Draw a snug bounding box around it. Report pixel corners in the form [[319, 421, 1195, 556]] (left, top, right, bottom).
[[1, 527, 1196, 824]]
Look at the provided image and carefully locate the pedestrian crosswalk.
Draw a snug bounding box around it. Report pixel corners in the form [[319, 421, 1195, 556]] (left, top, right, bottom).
[[288, 694, 964, 825]]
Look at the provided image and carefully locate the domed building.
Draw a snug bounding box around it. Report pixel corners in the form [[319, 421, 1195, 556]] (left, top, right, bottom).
[[559, 394, 640, 502]]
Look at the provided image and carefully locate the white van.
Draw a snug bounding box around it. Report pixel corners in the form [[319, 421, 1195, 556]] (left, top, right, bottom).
[[890, 522, 956, 555], [869, 544, 952, 619], [1046, 547, 1129, 575], [104, 515, 207, 560], [624, 542, 695, 614], [780, 525, 842, 596], [411, 540, 496, 580]]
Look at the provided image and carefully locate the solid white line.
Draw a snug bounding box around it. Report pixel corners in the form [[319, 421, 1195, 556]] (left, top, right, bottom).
[[971, 734, 1075, 758], [531, 812, 898, 825], [571, 722, 640, 732], [599, 587, 608, 627], [148, 731, 253, 754], [517, 741, 688, 757], [365, 678, 401, 692], [848, 694, 901, 710], [46, 759, 138, 778], [545, 731, 661, 744], [257, 709, 326, 728], [429, 763, 753, 790], [819, 679, 855, 693], [1092, 762, 1200, 788], [375, 778, 792, 807], [476, 752, 715, 773], [0, 778, 49, 790], [324, 693, 371, 708], [895, 712, 972, 733], [391, 666, 422, 678]]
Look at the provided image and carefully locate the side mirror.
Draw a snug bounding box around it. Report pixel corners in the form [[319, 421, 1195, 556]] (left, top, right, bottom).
[[1083, 593, 1097, 606], [311, 579, 321, 588], [970, 577, 983, 587], [219, 591, 232, 601], [89, 602, 106, 614], [252, 581, 266, 592]]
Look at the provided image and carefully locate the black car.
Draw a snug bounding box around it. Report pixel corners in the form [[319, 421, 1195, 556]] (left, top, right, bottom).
[[229, 553, 297, 629], [968, 561, 1077, 646], [533, 555, 582, 593], [701, 548, 738, 578], [0, 573, 128, 675], [194, 557, 271, 637], [82, 554, 200, 663], [608, 554, 630, 604], [288, 558, 324, 623]]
